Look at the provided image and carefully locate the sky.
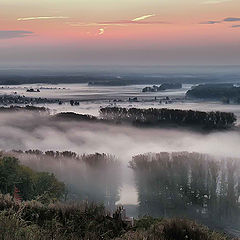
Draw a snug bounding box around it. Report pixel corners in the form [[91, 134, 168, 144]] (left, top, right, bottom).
[[0, 0, 240, 66]]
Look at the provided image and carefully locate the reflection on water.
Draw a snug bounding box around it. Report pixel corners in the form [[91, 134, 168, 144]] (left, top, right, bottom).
[[130, 152, 240, 232]]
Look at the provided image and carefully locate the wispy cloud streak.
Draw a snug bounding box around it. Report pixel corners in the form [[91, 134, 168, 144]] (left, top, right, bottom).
[[224, 17, 240, 22], [68, 21, 167, 27], [200, 17, 240, 26], [132, 14, 156, 22], [202, 0, 232, 4], [68, 14, 169, 28], [98, 20, 166, 25], [200, 20, 221, 24], [18, 16, 69, 21], [0, 30, 33, 39]]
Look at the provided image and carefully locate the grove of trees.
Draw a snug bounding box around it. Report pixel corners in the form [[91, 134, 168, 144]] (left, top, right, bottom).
[[130, 152, 240, 231], [8, 151, 121, 210], [100, 107, 236, 129], [186, 84, 240, 103], [0, 156, 65, 202]]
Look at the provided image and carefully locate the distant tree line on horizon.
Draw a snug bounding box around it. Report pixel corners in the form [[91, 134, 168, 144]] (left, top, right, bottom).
[[0, 75, 210, 86], [186, 83, 240, 103], [100, 107, 236, 129], [0, 105, 47, 113], [142, 83, 182, 92]]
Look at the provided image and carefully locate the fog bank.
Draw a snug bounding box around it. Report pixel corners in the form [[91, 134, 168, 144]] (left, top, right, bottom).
[[1, 111, 240, 204]]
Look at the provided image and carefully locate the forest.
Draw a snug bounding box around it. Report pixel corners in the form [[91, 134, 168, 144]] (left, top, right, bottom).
[[0, 105, 237, 131], [130, 152, 240, 231], [0, 108, 239, 238], [142, 83, 182, 92], [186, 84, 240, 103], [0, 156, 64, 202], [5, 151, 121, 209], [0, 105, 48, 113], [0, 151, 237, 239], [100, 107, 236, 129]]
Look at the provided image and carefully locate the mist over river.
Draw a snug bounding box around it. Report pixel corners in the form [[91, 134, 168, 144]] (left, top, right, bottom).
[[1, 83, 240, 236]]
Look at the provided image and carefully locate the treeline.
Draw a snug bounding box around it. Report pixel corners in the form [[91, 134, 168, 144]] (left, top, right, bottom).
[[130, 152, 240, 231], [52, 112, 98, 121], [0, 75, 116, 85], [0, 194, 227, 240], [186, 84, 240, 103], [0, 106, 236, 130], [0, 156, 65, 202], [100, 107, 236, 129], [7, 151, 121, 209], [142, 83, 182, 92], [0, 105, 48, 113], [11, 150, 118, 166]]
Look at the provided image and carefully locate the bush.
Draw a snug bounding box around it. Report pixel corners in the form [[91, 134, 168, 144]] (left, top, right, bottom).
[[0, 194, 126, 240], [116, 218, 227, 240]]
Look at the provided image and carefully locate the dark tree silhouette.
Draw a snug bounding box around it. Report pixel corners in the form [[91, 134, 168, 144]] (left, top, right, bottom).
[[100, 107, 236, 129], [130, 152, 240, 230]]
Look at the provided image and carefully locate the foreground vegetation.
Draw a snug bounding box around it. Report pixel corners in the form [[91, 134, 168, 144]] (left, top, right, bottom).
[[0, 194, 229, 240]]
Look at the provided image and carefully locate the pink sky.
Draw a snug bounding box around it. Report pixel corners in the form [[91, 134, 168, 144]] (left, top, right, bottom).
[[0, 0, 240, 65]]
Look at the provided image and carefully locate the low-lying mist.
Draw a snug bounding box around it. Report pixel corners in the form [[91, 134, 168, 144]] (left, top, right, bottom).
[[0, 111, 240, 158], [1, 111, 240, 205]]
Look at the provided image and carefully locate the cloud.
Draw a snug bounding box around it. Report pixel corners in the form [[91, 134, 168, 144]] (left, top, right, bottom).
[[132, 14, 156, 22], [98, 28, 105, 35], [17, 16, 69, 21], [232, 25, 240, 28], [200, 17, 240, 25], [200, 20, 221, 24], [0, 30, 33, 39], [68, 14, 167, 28], [97, 20, 167, 25], [223, 17, 240, 22], [68, 21, 167, 28], [202, 0, 232, 4]]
